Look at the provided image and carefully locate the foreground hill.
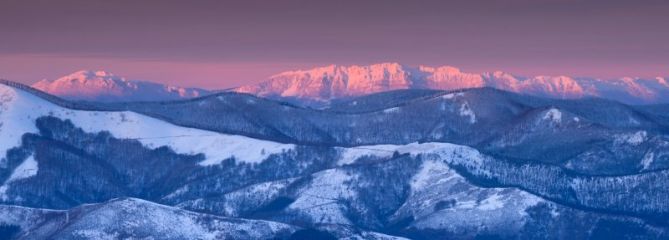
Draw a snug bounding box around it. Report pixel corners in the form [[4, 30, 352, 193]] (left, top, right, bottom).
[[0, 198, 297, 239]]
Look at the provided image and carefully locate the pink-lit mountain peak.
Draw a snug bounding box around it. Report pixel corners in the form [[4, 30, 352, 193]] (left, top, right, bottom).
[[32, 70, 211, 102], [239, 63, 558, 98], [51, 70, 128, 85], [32, 70, 136, 95], [30, 64, 669, 105], [236, 63, 669, 104], [69, 69, 118, 79], [272, 62, 411, 79]]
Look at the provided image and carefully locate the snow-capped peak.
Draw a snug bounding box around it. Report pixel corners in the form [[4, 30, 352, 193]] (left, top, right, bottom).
[[31, 70, 139, 101], [70, 69, 119, 79], [418, 65, 462, 74], [235, 63, 669, 105], [34, 70, 131, 88], [32, 70, 211, 102]]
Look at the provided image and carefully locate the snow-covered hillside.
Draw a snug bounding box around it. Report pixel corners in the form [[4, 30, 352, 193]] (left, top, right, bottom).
[[2, 80, 669, 239], [0, 198, 297, 239], [0, 82, 293, 167]]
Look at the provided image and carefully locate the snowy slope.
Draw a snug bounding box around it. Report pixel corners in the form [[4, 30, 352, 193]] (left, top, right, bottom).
[[32, 70, 212, 102], [2, 80, 669, 239], [0, 198, 297, 240], [394, 159, 543, 233], [0, 82, 294, 167], [236, 62, 669, 104]]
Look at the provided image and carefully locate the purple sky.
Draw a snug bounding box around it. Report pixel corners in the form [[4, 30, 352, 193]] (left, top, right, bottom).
[[1, 0, 668, 89]]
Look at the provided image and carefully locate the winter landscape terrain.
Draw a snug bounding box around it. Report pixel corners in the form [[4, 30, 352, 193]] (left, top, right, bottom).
[[4, 0, 668, 237], [34, 63, 669, 105], [2, 66, 669, 239]]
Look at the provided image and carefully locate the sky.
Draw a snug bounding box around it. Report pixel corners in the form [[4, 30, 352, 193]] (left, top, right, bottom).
[[0, 0, 668, 89]]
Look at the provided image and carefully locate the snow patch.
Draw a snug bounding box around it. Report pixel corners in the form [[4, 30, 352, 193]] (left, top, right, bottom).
[[477, 194, 505, 211], [411, 160, 454, 191], [542, 108, 562, 124], [383, 107, 400, 113], [441, 92, 464, 100], [288, 169, 357, 225], [6, 155, 38, 182], [628, 117, 641, 126], [0, 154, 38, 200], [641, 152, 654, 170], [0, 186, 7, 200], [72, 230, 119, 240], [615, 131, 647, 146], [337, 144, 398, 165], [459, 102, 476, 124]]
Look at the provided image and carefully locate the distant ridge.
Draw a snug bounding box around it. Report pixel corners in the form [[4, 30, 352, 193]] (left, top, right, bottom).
[[235, 62, 669, 105], [31, 70, 212, 102], [23, 64, 669, 105]]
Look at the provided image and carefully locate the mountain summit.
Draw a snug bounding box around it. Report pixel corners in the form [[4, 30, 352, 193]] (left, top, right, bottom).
[[235, 63, 669, 105], [32, 70, 211, 102], [30, 65, 669, 104]]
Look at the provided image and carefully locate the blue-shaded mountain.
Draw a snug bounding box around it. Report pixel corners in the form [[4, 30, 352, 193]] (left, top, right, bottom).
[[3, 80, 669, 239], [42, 86, 667, 175], [2, 116, 669, 239], [8, 79, 669, 175]]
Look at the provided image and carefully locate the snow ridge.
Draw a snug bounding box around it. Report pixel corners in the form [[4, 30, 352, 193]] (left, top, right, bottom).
[[0, 83, 294, 168], [32, 70, 211, 102], [236, 63, 669, 104]]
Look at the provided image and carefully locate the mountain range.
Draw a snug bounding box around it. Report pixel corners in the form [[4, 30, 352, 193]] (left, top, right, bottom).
[[236, 63, 669, 105], [2, 78, 669, 239], [30, 63, 669, 105], [32, 70, 212, 102]]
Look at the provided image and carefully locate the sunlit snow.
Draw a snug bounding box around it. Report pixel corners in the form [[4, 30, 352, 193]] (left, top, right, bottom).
[[0, 84, 294, 167]]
